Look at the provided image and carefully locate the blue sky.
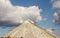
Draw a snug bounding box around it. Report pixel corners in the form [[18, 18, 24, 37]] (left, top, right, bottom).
[[0, 0, 60, 37]]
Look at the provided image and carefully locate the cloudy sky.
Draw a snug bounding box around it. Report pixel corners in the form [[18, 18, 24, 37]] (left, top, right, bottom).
[[0, 0, 60, 37]]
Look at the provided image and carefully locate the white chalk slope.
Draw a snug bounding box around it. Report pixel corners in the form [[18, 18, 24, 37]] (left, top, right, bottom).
[[2, 21, 57, 38]]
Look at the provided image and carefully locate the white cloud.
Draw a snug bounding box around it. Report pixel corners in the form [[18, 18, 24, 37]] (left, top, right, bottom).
[[0, 0, 42, 24], [53, 11, 60, 24], [52, 0, 60, 8], [54, 12, 58, 17], [47, 28, 53, 33], [52, 0, 60, 24]]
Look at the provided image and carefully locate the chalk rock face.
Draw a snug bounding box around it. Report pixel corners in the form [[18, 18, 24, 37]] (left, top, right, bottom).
[[1, 21, 57, 38]]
